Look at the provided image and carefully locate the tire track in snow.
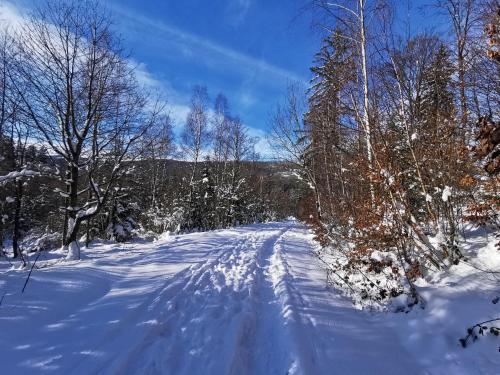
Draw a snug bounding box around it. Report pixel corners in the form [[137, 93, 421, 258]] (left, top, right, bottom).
[[236, 223, 321, 375], [108, 231, 269, 375], [228, 226, 296, 375], [100, 222, 309, 375], [77, 232, 255, 375], [267, 227, 322, 374]]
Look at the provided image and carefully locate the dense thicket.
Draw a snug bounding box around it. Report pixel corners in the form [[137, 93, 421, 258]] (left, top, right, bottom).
[[272, 0, 499, 307]]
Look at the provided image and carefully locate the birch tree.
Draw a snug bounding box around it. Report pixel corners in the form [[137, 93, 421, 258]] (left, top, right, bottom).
[[314, 0, 380, 204]]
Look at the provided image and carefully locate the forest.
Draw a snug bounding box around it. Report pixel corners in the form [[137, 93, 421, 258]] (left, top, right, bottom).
[[0, 0, 498, 304], [0, 1, 499, 372], [0, 1, 308, 262], [0, 0, 497, 290], [271, 0, 499, 307]]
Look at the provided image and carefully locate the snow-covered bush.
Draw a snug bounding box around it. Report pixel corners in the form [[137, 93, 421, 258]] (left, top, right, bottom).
[[15, 229, 62, 253], [143, 203, 185, 234]]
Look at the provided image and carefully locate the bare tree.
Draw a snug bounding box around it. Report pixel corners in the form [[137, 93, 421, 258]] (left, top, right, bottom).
[[10, 0, 159, 259], [0, 29, 27, 259], [0, 30, 12, 258], [212, 94, 231, 190], [224, 116, 255, 226], [182, 85, 211, 170], [269, 84, 323, 220], [436, 0, 484, 132], [0, 30, 14, 142], [143, 114, 175, 209]]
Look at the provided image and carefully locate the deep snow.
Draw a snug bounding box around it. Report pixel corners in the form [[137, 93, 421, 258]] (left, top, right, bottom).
[[0, 220, 499, 374]]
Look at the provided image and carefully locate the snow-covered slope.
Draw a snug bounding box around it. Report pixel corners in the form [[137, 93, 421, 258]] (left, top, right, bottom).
[[0, 221, 498, 374]]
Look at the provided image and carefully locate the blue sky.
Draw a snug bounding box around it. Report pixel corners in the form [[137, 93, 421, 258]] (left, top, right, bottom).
[[3, 0, 319, 156], [2, 0, 443, 157], [104, 0, 318, 132]]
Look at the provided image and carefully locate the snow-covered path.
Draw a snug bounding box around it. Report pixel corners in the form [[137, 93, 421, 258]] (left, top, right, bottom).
[[1, 221, 429, 374]]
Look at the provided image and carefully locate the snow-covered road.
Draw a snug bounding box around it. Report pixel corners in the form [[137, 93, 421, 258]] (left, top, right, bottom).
[[0, 221, 453, 374]]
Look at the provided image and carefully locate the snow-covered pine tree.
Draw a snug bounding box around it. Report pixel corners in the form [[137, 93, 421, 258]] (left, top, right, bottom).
[[105, 189, 140, 243]]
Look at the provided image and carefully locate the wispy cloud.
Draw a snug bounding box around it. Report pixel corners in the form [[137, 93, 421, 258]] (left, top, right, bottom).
[[134, 61, 272, 158], [247, 126, 273, 159], [2, 0, 275, 158], [134, 62, 272, 158], [110, 3, 306, 85], [0, 2, 190, 134]]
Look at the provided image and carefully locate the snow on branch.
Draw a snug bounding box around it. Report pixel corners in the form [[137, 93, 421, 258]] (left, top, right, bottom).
[[0, 169, 40, 185]]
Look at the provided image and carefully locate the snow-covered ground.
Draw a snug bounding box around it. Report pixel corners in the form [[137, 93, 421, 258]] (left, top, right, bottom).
[[0, 220, 499, 374]]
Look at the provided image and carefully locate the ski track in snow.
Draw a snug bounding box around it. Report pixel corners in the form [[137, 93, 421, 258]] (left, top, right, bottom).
[[2, 220, 495, 374]]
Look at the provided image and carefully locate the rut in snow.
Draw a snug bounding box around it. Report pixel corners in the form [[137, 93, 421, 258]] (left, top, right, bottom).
[[112, 223, 299, 375], [230, 227, 295, 375]]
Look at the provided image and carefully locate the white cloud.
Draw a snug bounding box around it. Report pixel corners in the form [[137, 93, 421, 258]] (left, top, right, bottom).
[[132, 62, 271, 150], [0, 2, 190, 135], [239, 92, 257, 108], [3, 0, 275, 159], [247, 126, 273, 160], [133, 61, 186, 101], [131, 60, 191, 130], [167, 103, 191, 130], [133, 62, 162, 90], [0, 1, 29, 31]]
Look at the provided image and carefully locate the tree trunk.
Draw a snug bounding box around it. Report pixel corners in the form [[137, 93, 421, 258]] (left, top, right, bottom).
[[359, 0, 375, 206], [458, 46, 468, 137], [12, 179, 23, 259], [64, 163, 81, 260], [62, 167, 71, 248]]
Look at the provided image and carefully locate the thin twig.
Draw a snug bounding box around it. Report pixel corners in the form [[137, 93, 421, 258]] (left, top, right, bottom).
[[21, 251, 41, 294]]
